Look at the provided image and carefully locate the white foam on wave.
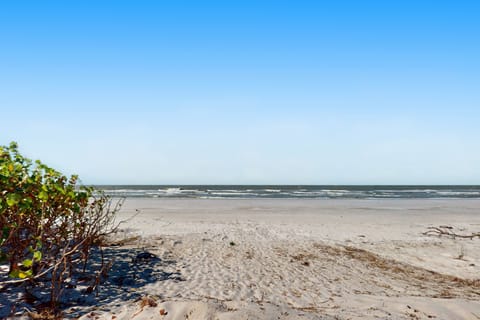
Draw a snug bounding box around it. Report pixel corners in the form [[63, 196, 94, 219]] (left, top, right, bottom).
[[209, 192, 258, 196], [376, 189, 437, 193], [435, 191, 480, 196], [264, 189, 282, 192], [179, 189, 203, 193], [158, 188, 183, 194], [207, 189, 245, 193]]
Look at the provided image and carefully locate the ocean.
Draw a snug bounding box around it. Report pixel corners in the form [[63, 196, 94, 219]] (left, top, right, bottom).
[[95, 185, 480, 199]]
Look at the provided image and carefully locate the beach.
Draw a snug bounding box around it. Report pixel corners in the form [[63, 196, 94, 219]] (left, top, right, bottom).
[[63, 198, 479, 319], [3, 198, 480, 319], [4, 0, 479, 318]]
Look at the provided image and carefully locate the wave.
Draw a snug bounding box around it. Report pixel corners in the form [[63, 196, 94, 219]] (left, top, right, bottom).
[[98, 186, 480, 199]]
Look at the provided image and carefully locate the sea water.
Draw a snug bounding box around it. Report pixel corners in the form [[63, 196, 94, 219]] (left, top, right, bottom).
[[94, 185, 480, 199]]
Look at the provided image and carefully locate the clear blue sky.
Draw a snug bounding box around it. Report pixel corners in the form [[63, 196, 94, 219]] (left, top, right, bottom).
[[1, 1, 479, 184]]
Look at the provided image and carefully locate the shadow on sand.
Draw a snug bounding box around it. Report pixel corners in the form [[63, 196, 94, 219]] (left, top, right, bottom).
[[0, 245, 183, 318]]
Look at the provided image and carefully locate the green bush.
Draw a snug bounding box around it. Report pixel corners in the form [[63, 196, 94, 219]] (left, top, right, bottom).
[[0, 141, 121, 307]]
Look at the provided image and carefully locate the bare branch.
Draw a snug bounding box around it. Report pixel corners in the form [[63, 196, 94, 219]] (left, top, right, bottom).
[[423, 226, 480, 239]]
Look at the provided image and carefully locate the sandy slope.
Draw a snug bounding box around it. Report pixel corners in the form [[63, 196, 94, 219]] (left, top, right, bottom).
[[3, 199, 480, 319]]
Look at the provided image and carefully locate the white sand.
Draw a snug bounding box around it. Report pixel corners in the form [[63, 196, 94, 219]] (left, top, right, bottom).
[[4, 199, 480, 319], [81, 199, 480, 320]]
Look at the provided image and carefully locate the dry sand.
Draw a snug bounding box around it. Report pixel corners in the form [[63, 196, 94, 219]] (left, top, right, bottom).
[[3, 199, 480, 319]]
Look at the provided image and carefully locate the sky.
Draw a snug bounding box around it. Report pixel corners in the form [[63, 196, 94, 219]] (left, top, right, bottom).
[[1, 1, 479, 185]]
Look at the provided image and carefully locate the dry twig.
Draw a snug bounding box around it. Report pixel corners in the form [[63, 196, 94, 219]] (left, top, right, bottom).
[[423, 226, 480, 239]]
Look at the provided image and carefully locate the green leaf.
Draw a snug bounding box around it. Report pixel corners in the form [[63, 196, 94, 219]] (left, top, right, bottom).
[[22, 259, 33, 267], [33, 251, 42, 261], [55, 185, 66, 194], [19, 270, 33, 278], [38, 190, 48, 201], [10, 268, 33, 279], [6, 194, 20, 207], [9, 141, 18, 149], [9, 269, 20, 278]]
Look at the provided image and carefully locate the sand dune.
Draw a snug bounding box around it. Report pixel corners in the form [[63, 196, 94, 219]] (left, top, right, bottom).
[[3, 199, 480, 319]]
